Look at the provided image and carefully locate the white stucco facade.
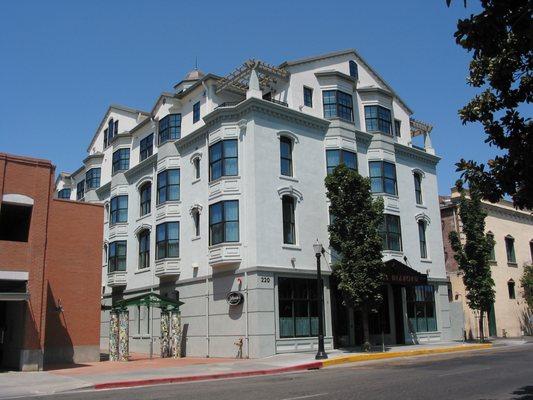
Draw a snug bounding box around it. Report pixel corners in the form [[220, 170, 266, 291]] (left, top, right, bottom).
[[57, 50, 452, 358]]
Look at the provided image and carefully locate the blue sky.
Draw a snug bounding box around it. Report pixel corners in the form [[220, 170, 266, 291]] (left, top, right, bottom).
[[0, 0, 494, 194]]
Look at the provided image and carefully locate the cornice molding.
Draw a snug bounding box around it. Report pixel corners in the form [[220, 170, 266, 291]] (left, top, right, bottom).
[[394, 142, 440, 165]]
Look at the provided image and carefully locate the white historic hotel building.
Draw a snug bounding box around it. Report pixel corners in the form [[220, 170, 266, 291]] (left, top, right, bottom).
[[56, 50, 453, 358]]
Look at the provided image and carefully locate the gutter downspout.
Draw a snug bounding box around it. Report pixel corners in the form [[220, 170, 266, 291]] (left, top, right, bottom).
[[206, 276, 210, 357], [201, 81, 211, 114], [245, 271, 249, 358]]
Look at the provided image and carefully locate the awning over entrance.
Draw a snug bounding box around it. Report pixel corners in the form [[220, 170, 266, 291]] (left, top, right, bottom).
[[383, 259, 427, 286], [110, 292, 184, 311]]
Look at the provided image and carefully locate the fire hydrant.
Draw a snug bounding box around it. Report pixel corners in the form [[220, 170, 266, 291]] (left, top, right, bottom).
[[234, 337, 243, 359]]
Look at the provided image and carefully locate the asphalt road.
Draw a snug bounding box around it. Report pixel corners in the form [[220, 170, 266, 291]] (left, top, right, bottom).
[[22, 345, 533, 400]]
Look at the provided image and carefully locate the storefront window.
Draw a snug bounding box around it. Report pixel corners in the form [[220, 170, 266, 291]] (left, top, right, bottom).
[[278, 277, 318, 338], [406, 285, 437, 332]]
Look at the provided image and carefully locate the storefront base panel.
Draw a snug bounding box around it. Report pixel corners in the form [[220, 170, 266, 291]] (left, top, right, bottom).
[[44, 345, 100, 365], [276, 336, 334, 354]]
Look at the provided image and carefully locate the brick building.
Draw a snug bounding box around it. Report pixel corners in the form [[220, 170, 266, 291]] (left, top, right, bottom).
[[0, 153, 104, 371]]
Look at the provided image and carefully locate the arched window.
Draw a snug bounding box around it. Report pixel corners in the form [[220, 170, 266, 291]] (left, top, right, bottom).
[[505, 235, 516, 263], [418, 220, 427, 259], [349, 60, 358, 80], [193, 208, 201, 237], [282, 195, 296, 245], [139, 182, 151, 216], [280, 136, 293, 177], [414, 172, 423, 205], [507, 279, 516, 299], [138, 229, 150, 269], [194, 157, 201, 180], [487, 232, 496, 261]]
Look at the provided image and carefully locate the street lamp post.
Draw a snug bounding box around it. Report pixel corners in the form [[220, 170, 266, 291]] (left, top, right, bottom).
[[313, 241, 328, 360]]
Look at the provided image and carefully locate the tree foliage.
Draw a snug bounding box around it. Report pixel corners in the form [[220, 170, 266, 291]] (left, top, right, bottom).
[[521, 264, 533, 310], [325, 164, 385, 348], [450, 0, 533, 209], [448, 185, 495, 340]]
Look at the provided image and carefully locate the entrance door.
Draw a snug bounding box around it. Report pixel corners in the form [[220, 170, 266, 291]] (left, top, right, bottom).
[[488, 303, 497, 337], [392, 285, 405, 344]]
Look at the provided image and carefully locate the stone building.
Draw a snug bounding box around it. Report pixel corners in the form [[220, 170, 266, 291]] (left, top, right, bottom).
[[56, 50, 453, 358], [440, 188, 532, 338]]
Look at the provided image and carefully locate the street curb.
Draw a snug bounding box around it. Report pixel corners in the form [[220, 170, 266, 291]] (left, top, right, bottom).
[[321, 343, 493, 367], [92, 344, 492, 390], [93, 361, 323, 390]]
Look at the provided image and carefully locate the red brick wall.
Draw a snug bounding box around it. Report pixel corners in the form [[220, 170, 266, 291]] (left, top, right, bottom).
[[44, 199, 103, 348], [0, 153, 55, 351], [0, 153, 103, 361]]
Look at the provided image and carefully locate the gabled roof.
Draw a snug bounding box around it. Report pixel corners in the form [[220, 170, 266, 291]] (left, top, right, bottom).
[[280, 49, 413, 115], [86, 104, 150, 152]]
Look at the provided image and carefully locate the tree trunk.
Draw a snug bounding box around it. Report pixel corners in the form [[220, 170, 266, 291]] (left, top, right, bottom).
[[479, 309, 485, 343], [361, 306, 371, 352]]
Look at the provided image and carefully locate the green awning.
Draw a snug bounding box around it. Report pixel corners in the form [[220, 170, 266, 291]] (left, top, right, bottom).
[[112, 292, 184, 311]]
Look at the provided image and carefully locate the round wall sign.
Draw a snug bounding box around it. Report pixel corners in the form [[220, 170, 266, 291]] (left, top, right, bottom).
[[226, 291, 244, 306]]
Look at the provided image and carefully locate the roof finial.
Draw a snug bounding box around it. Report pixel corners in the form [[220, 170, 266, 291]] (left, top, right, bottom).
[[195, 56, 198, 71]]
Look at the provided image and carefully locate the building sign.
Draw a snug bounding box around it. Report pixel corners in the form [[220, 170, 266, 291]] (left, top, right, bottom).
[[226, 291, 244, 306], [383, 259, 428, 286]]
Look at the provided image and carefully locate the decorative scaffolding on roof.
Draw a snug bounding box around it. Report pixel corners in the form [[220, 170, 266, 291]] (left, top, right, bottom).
[[409, 118, 433, 137], [216, 60, 289, 94], [409, 118, 435, 155]]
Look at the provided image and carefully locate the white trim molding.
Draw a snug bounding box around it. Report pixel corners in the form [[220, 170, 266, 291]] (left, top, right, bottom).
[[277, 186, 304, 202]]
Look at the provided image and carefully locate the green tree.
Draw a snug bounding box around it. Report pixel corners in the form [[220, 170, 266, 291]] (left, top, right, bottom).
[[521, 264, 533, 310], [449, 184, 495, 341], [447, 0, 533, 209], [325, 164, 385, 350]]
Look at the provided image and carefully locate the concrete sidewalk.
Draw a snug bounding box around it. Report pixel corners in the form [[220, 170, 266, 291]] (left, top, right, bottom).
[[0, 341, 504, 399]]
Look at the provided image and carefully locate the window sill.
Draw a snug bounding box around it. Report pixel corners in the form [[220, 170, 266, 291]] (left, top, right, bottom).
[[192, 236, 201, 242], [507, 262, 518, 268], [156, 200, 181, 208], [111, 170, 128, 176], [372, 192, 399, 199], [382, 250, 403, 256], [135, 268, 151, 275], [136, 213, 152, 222], [109, 222, 128, 227], [192, 178, 201, 185], [489, 260, 497, 265], [209, 242, 241, 250], [420, 258, 432, 264], [282, 244, 301, 251], [209, 175, 241, 185], [415, 203, 427, 209], [156, 257, 181, 263], [279, 175, 299, 183]]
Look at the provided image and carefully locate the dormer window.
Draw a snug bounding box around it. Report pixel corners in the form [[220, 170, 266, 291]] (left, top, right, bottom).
[[193, 102, 200, 123], [349, 60, 358, 80]]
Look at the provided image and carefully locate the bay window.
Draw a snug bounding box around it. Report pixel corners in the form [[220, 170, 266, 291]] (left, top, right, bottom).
[[365, 105, 392, 134], [156, 222, 179, 259], [322, 90, 353, 122], [110, 195, 128, 224], [158, 114, 181, 144], [157, 169, 180, 204], [369, 161, 397, 195], [209, 200, 239, 245], [380, 214, 402, 251], [209, 139, 238, 181], [108, 241, 127, 273]]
